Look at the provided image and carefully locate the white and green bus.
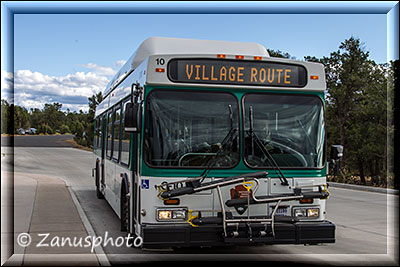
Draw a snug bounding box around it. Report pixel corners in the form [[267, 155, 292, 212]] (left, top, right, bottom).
[[92, 37, 335, 248]]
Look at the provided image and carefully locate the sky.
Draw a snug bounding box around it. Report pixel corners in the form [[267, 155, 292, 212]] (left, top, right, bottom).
[[1, 5, 392, 112]]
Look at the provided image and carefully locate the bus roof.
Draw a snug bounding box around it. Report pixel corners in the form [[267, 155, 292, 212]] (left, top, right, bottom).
[[104, 37, 269, 96]]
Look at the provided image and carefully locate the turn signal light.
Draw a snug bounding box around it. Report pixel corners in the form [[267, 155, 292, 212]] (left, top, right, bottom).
[[217, 54, 226, 58], [254, 56, 262, 60], [164, 198, 180, 205], [155, 68, 165, 73], [310, 75, 319, 80], [235, 55, 244, 59], [299, 198, 313, 204]]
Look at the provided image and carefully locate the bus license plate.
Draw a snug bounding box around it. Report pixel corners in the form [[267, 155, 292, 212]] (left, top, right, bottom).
[[270, 205, 289, 216]]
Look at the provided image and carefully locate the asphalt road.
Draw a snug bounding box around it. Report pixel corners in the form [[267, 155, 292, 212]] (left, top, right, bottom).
[[3, 136, 398, 265], [1, 134, 75, 147]]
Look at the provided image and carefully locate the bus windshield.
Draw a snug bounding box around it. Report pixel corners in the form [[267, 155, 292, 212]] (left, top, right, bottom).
[[243, 93, 325, 168], [144, 90, 239, 168]]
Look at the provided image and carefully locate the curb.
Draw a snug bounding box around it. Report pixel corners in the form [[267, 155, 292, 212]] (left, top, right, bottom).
[[328, 182, 398, 195], [67, 186, 111, 266]]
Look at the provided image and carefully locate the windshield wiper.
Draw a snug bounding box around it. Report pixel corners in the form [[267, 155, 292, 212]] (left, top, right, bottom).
[[198, 105, 238, 183], [247, 106, 289, 186]]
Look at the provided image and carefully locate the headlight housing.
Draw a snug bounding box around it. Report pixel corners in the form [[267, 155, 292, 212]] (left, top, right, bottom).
[[156, 208, 187, 221], [307, 208, 320, 217], [293, 207, 319, 218]]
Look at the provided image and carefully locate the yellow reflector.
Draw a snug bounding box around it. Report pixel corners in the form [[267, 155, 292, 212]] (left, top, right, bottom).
[[310, 75, 319, 80], [155, 68, 165, 73], [217, 54, 226, 58], [254, 56, 262, 60], [235, 55, 244, 59]]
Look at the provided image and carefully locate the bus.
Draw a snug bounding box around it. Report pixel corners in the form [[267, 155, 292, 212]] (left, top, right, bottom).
[[92, 37, 335, 248]]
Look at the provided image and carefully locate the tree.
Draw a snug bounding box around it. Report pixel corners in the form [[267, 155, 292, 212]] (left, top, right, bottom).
[[267, 49, 293, 59], [60, 124, 71, 134], [84, 92, 103, 147], [42, 103, 64, 132], [388, 60, 398, 189], [88, 92, 103, 116], [1, 99, 12, 134], [14, 105, 30, 132], [306, 37, 390, 185], [345, 61, 387, 185], [38, 123, 55, 135], [30, 108, 44, 129], [73, 121, 84, 142]]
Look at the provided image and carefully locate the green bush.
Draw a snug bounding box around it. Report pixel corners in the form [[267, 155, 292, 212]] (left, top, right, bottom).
[[38, 124, 54, 135], [60, 124, 70, 134], [74, 121, 84, 137]]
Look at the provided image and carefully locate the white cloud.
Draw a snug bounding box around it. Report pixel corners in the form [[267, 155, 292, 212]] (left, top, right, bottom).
[[1, 70, 14, 103], [81, 63, 116, 76], [1, 70, 14, 89], [114, 60, 127, 68], [1, 60, 126, 112], [2, 69, 109, 112]]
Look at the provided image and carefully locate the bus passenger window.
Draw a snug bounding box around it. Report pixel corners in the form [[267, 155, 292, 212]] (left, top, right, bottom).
[[113, 107, 121, 161], [94, 118, 99, 149], [106, 112, 113, 159], [120, 100, 131, 166], [97, 117, 103, 149]]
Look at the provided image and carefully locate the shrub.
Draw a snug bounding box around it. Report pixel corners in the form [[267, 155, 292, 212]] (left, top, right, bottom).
[[38, 124, 54, 135], [60, 124, 70, 134]]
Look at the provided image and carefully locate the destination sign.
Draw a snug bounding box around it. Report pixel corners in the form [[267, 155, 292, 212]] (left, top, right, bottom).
[[168, 59, 307, 87]]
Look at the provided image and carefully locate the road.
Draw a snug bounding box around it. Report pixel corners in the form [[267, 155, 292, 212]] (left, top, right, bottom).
[[2, 135, 398, 265], [1, 134, 76, 147]]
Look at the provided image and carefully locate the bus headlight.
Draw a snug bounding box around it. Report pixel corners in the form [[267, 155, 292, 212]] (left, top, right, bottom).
[[172, 210, 186, 219], [157, 210, 172, 220], [157, 208, 187, 221], [307, 208, 319, 218], [294, 208, 307, 217], [293, 208, 319, 218]]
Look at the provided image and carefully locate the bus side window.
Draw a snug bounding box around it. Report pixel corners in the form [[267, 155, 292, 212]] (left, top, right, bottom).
[[106, 111, 113, 159], [98, 117, 102, 148], [120, 100, 131, 166], [94, 118, 98, 149], [113, 107, 121, 161], [95, 118, 101, 150]]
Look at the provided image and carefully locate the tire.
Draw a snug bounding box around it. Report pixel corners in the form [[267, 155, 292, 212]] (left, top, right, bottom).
[[95, 162, 104, 199]]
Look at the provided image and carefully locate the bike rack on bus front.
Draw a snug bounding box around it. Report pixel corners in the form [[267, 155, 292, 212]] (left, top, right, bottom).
[[155, 172, 330, 242]]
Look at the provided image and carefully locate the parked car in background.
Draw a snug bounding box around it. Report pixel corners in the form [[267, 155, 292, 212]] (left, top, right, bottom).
[[17, 128, 26, 135], [26, 128, 37, 135]]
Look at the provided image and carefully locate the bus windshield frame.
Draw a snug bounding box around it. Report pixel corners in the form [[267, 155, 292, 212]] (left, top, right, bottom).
[[143, 89, 326, 171]]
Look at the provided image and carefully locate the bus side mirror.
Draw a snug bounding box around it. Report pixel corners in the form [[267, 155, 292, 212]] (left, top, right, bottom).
[[124, 102, 141, 133], [330, 145, 343, 160]]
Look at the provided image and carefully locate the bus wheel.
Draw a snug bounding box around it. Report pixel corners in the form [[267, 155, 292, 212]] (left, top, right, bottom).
[[95, 162, 104, 199], [121, 185, 130, 232]]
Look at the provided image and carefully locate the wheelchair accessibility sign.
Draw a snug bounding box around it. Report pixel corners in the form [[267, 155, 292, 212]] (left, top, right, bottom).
[[141, 179, 150, 189]]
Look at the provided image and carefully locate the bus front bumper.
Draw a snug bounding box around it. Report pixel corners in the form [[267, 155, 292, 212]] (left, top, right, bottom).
[[141, 220, 335, 248]]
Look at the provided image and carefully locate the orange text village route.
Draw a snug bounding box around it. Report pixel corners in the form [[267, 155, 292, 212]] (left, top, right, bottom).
[[184, 63, 294, 85]]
